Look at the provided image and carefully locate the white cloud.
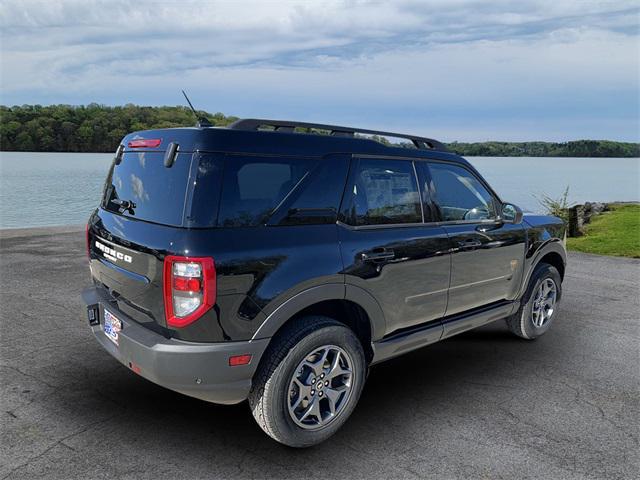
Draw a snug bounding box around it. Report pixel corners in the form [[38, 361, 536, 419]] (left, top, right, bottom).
[[0, 0, 638, 141]]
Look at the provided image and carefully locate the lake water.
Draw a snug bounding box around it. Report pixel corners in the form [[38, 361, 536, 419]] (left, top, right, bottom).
[[0, 151, 638, 229]]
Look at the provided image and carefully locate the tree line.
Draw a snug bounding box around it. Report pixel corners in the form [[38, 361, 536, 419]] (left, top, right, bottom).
[[1, 104, 638, 157], [447, 140, 639, 158], [0, 104, 238, 153]]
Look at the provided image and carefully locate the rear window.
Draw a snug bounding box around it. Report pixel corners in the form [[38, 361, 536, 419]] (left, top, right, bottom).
[[102, 151, 193, 227]]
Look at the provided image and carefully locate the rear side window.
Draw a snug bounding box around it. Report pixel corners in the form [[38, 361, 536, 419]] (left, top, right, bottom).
[[342, 158, 422, 226], [268, 155, 350, 226], [102, 151, 192, 227], [218, 156, 317, 227]]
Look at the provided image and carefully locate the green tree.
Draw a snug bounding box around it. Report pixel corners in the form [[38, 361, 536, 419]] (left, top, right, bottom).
[[0, 103, 638, 156]]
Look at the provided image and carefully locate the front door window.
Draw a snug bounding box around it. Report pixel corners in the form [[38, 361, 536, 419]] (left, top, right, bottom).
[[428, 163, 497, 222]]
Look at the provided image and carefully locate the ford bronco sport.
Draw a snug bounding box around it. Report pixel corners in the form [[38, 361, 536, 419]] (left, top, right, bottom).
[[83, 118, 566, 447]]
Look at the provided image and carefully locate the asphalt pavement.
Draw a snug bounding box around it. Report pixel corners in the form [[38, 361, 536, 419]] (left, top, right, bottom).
[[1, 227, 638, 479]]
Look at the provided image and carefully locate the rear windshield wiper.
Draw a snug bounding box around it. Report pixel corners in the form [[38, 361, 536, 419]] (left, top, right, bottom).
[[110, 198, 137, 214]]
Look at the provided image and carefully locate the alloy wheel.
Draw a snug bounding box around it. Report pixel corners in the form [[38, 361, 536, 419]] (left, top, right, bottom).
[[287, 345, 354, 430], [531, 278, 557, 328]]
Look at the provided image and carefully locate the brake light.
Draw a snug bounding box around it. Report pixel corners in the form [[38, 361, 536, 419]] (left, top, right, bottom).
[[163, 255, 216, 328], [128, 138, 162, 148]]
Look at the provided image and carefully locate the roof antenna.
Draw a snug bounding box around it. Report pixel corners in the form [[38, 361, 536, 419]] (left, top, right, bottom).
[[182, 90, 212, 128]]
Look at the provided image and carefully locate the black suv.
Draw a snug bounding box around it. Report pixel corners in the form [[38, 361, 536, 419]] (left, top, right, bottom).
[[83, 118, 566, 447]]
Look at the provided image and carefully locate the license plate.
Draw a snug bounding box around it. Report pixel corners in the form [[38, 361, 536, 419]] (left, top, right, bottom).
[[103, 309, 122, 346]]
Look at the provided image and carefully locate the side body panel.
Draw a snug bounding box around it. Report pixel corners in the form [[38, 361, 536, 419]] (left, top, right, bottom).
[[338, 224, 450, 337], [173, 224, 345, 341], [443, 222, 527, 316]]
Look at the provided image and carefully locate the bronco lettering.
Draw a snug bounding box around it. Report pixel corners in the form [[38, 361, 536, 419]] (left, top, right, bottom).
[[95, 241, 132, 263]]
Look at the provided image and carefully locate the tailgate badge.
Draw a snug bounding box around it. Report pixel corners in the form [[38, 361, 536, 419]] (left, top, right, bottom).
[[95, 241, 132, 264]]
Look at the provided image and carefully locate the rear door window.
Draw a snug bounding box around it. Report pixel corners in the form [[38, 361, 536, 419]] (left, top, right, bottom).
[[341, 158, 422, 226], [217, 156, 317, 227]]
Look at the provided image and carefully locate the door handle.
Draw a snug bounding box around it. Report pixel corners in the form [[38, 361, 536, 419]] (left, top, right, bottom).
[[458, 239, 482, 250], [361, 249, 395, 262]]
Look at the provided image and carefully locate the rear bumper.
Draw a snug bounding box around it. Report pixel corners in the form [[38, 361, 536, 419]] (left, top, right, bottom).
[[81, 286, 269, 405]]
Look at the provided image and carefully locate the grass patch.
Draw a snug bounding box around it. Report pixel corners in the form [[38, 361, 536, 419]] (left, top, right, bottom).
[[567, 203, 640, 258]]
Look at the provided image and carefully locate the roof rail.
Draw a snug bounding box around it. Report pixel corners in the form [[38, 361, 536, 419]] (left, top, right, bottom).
[[228, 118, 448, 151]]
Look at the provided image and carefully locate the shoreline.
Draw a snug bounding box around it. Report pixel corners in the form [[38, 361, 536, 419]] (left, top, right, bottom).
[[0, 224, 84, 239], [1, 150, 640, 159]]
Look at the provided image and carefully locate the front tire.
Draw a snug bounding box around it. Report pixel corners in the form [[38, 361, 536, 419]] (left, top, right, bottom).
[[248, 316, 366, 447], [507, 263, 562, 340]]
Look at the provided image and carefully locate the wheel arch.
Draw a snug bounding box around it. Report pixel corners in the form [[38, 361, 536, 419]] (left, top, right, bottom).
[[518, 241, 566, 299], [539, 251, 565, 280], [251, 284, 386, 364]]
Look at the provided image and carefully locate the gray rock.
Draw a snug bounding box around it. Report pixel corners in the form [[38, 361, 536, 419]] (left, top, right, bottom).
[[568, 202, 609, 236]]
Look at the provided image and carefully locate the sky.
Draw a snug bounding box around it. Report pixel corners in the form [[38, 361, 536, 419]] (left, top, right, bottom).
[[1, 0, 639, 142]]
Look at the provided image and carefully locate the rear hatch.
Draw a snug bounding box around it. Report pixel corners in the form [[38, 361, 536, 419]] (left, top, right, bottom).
[[87, 132, 222, 338]]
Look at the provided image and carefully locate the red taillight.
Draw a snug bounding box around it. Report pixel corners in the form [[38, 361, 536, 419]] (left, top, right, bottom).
[[128, 138, 162, 148], [163, 255, 216, 328], [229, 354, 252, 366], [173, 277, 201, 291]]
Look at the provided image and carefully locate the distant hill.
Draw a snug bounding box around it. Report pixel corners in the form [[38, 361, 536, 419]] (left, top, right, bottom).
[[1, 104, 638, 157], [447, 140, 639, 158]]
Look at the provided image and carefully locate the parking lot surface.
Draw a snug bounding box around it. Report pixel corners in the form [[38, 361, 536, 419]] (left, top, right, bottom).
[[1, 228, 638, 479]]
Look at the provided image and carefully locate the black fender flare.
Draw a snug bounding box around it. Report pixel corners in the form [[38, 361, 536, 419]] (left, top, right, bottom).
[[251, 283, 386, 342], [345, 284, 386, 341], [517, 240, 567, 299]]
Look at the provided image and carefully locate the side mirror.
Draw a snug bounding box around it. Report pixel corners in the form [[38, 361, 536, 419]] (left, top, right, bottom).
[[501, 203, 523, 224]]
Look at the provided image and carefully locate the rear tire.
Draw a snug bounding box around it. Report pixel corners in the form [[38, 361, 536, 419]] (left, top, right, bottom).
[[507, 263, 562, 340], [248, 316, 366, 447]]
